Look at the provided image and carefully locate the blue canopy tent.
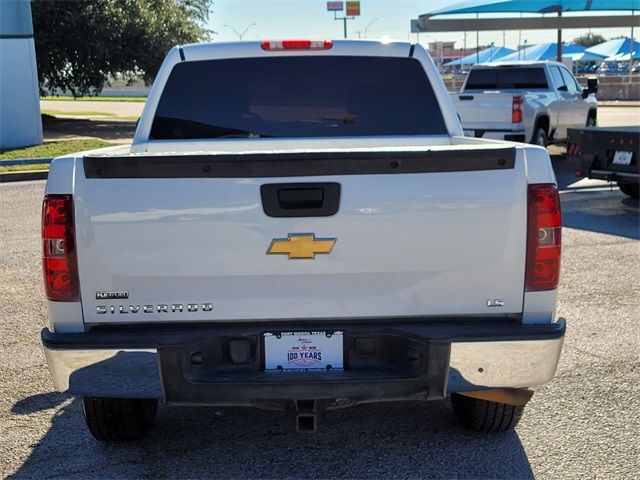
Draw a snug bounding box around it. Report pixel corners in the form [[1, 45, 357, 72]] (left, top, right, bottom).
[[563, 51, 608, 61], [444, 46, 515, 66], [585, 37, 640, 58], [428, 0, 640, 16], [420, 0, 640, 61], [605, 51, 640, 60], [498, 42, 584, 61]]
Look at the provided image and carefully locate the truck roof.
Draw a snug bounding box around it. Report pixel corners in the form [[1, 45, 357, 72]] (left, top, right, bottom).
[[178, 39, 415, 61], [472, 60, 565, 68]]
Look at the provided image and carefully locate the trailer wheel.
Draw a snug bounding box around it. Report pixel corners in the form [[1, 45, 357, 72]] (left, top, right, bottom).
[[617, 181, 639, 199], [532, 127, 547, 147], [451, 393, 525, 432], [82, 397, 157, 441]]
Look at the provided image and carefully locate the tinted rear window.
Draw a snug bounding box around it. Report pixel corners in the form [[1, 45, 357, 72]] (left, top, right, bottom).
[[150, 56, 447, 140], [465, 67, 549, 90]]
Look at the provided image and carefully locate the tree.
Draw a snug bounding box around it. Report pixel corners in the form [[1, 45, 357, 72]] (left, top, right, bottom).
[[572, 33, 607, 48], [31, 0, 212, 96]]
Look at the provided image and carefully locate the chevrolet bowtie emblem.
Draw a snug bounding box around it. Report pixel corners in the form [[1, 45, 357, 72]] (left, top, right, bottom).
[[267, 233, 336, 259]]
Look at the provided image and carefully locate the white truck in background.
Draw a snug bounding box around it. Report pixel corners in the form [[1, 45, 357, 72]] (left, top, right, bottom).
[[40, 40, 565, 441], [451, 61, 598, 146]]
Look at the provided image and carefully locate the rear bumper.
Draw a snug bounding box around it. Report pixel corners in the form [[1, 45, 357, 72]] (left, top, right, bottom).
[[589, 170, 639, 183], [463, 128, 527, 143], [42, 318, 565, 406], [566, 127, 639, 183]]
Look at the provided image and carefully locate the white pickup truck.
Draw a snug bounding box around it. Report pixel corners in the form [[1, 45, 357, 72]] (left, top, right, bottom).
[[40, 40, 565, 441], [451, 61, 598, 146]]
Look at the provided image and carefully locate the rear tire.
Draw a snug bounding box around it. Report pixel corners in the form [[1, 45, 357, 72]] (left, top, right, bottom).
[[82, 397, 157, 441], [451, 393, 524, 432], [586, 114, 597, 127], [617, 180, 639, 199], [531, 127, 547, 147]]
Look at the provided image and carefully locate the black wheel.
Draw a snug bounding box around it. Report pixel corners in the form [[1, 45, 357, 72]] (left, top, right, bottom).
[[531, 127, 547, 147], [451, 393, 525, 432], [617, 180, 639, 199], [586, 114, 597, 127], [82, 396, 157, 441]]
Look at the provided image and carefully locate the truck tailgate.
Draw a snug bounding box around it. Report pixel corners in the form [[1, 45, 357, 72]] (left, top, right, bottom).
[[451, 92, 515, 130], [75, 146, 527, 324]]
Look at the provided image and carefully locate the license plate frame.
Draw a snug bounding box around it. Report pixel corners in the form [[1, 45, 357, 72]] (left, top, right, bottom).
[[263, 331, 344, 372], [612, 150, 633, 165]]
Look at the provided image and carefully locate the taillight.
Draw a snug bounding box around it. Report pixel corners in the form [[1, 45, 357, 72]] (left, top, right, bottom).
[[512, 96, 523, 124], [525, 184, 562, 291], [260, 40, 333, 51], [42, 194, 79, 301]]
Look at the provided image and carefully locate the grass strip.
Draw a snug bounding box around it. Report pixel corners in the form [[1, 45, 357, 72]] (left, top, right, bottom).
[[0, 139, 114, 160], [0, 164, 50, 173]]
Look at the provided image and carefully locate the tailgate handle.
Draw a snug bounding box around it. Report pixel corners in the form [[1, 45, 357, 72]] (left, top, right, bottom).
[[278, 187, 324, 209], [459, 95, 474, 100], [261, 183, 341, 217]]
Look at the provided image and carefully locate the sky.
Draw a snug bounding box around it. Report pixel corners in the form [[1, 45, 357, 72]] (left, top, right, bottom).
[[208, 0, 636, 49]]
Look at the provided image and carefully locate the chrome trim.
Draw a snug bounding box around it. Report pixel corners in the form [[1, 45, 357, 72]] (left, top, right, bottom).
[[43, 336, 564, 398], [449, 336, 564, 390], [43, 347, 162, 398]]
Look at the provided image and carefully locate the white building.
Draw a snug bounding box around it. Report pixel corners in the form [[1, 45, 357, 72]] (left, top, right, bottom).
[[0, 0, 42, 149]]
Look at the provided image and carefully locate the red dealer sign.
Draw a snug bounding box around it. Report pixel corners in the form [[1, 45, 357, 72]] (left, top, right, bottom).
[[327, 1, 343, 11], [346, 1, 360, 16]]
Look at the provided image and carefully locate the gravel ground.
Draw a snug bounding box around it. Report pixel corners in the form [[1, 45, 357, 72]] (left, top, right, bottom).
[[1, 112, 639, 478]]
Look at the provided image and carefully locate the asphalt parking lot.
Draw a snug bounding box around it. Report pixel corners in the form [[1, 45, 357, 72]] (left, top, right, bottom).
[[1, 109, 639, 479]]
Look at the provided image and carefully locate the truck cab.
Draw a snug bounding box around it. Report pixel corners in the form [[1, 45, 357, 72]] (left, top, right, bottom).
[[452, 61, 597, 145]]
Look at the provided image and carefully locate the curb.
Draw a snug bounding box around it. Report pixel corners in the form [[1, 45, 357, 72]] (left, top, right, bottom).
[[0, 170, 48, 183], [598, 102, 640, 107]]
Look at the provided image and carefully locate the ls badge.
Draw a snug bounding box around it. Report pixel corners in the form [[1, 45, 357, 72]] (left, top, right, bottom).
[[267, 233, 336, 259]]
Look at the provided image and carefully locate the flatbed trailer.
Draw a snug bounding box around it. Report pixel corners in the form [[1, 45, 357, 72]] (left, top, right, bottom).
[[567, 126, 640, 198]]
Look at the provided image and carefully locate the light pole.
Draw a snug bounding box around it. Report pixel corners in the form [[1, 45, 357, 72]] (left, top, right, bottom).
[[364, 18, 378, 39], [476, 12, 480, 64], [332, 11, 355, 38], [223, 23, 257, 40]]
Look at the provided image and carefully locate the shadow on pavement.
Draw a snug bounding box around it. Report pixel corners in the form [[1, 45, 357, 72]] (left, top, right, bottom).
[[9, 395, 533, 479], [43, 116, 136, 142], [552, 156, 639, 240], [11, 392, 68, 415]]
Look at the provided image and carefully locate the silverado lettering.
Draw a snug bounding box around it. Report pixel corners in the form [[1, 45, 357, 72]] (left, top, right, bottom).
[[96, 303, 214, 314]]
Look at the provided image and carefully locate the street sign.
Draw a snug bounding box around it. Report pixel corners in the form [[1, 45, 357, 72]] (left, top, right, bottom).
[[346, 1, 360, 16], [327, 1, 343, 11]]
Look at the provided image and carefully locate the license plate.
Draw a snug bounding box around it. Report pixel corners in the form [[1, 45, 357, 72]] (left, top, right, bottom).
[[264, 331, 343, 372], [612, 150, 633, 165], [463, 129, 475, 137]]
